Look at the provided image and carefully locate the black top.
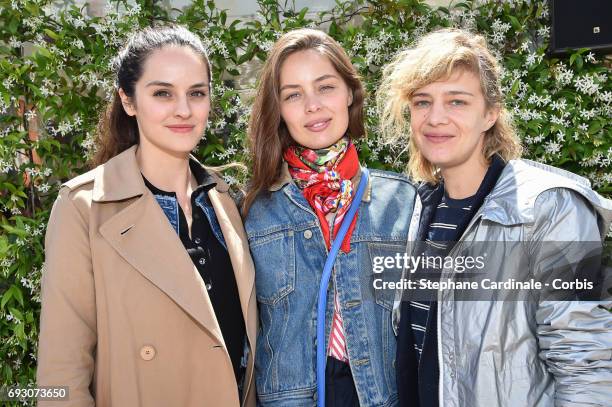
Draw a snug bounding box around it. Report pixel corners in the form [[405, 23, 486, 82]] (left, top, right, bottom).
[[143, 161, 246, 383]]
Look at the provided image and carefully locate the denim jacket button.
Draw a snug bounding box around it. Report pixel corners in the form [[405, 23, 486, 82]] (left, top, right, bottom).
[[304, 230, 313, 239]]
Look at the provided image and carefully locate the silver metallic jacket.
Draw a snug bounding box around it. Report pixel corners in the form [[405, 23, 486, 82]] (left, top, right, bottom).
[[392, 159, 612, 406]]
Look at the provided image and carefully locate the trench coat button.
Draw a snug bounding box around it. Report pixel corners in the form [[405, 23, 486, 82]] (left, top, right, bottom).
[[140, 345, 156, 361], [304, 230, 313, 239]]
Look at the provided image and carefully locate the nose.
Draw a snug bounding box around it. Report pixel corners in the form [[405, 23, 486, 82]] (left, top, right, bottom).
[[426, 100, 448, 126], [304, 92, 322, 113], [174, 95, 192, 118]]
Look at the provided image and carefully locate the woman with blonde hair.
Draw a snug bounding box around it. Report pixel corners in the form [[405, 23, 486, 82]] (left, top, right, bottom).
[[244, 28, 416, 406], [377, 28, 612, 406]]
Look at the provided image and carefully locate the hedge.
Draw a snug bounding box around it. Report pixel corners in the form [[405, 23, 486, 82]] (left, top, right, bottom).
[[0, 0, 610, 395]]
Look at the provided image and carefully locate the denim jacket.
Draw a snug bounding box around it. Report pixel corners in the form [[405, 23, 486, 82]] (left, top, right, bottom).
[[244, 164, 416, 407], [152, 188, 227, 249]]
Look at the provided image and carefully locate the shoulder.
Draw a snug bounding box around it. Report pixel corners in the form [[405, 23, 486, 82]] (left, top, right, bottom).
[[368, 168, 417, 200], [529, 187, 604, 241], [62, 167, 96, 192], [51, 167, 99, 224], [368, 168, 413, 185]]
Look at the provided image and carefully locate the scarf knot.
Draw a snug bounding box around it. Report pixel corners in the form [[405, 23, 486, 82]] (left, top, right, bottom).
[[283, 137, 360, 253]]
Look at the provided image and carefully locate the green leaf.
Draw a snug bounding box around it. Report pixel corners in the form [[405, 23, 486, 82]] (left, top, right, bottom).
[[43, 29, 60, 41], [8, 307, 23, 321], [1, 287, 14, 309], [12, 286, 24, 307]]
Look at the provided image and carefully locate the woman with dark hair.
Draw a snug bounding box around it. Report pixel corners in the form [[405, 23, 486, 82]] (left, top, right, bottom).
[[243, 28, 416, 407], [37, 25, 257, 407]]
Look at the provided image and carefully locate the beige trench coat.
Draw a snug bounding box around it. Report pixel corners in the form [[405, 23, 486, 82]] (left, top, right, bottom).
[[37, 145, 257, 407]]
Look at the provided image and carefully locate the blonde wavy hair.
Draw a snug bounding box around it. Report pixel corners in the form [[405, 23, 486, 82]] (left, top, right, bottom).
[[377, 28, 522, 184]]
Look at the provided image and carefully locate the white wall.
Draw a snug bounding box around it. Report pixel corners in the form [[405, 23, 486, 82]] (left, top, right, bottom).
[[170, 0, 338, 17], [82, 0, 454, 19]]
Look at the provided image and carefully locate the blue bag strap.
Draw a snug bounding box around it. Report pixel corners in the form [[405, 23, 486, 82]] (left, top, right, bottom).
[[316, 167, 369, 407]]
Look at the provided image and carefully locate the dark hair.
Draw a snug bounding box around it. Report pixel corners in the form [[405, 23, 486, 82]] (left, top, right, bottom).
[[243, 28, 365, 215], [92, 25, 212, 166]]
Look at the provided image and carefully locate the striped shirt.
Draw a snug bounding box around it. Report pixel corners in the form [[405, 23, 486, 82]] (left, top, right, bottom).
[[411, 192, 476, 360]]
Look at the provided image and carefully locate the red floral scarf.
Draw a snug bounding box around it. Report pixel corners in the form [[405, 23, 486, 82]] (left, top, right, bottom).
[[283, 137, 360, 253]]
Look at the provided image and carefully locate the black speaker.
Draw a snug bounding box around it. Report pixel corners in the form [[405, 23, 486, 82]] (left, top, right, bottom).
[[549, 0, 612, 54]]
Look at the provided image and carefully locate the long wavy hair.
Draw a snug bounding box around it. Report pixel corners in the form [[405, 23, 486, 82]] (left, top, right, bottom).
[[91, 25, 211, 167], [243, 28, 366, 215], [377, 28, 522, 184]]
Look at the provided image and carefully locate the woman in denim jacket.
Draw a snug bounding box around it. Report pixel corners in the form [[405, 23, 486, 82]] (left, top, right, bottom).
[[242, 29, 416, 407]]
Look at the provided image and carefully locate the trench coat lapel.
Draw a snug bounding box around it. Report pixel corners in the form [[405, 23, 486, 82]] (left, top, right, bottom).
[[95, 146, 225, 346]]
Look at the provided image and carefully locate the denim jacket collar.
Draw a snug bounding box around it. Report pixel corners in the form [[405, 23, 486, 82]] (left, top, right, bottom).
[[269, 160, 372, 202], [92, 145, 229, 202]]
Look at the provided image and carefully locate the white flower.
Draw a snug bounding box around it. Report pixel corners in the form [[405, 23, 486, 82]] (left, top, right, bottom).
[[574, 74, 600, 95], [578, 123, 589, 132], [36, 183, 50, 193], [127, 3, 141, 16], [490, 31, 505, 45], [537, 26, 550, 39], [71, 39, 85, 49], [556, 131, 565, 142], [585, 52, 597, 63], [72, 16, 86, 29], [42, 3, 56, 16], [8, 36, 21, 48], [24, 110, 36, 121], [550, 115, 569, 127], [2, 76, 15, 90], [492, 19, 511, 34], [223, 175, 238, 185], [550, 99, 567, 111], [595, 91, 611, 103], [40, 86, 52, 97], [0, 159, 13, 173], [214, 118, 226, 129], [554, 64, 573, 86], [544, 141, 561, 155], [580, 108, 597, 119], [57, 121, 73, 135]]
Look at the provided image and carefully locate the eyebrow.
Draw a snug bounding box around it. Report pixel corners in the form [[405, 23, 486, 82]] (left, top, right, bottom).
[[145, 81, 209, 88], [279, 74, 339, 92], [411, 90, 475, 98]]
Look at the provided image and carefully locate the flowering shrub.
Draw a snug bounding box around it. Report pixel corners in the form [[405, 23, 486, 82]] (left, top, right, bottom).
[[0, 0, 610, 392]]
